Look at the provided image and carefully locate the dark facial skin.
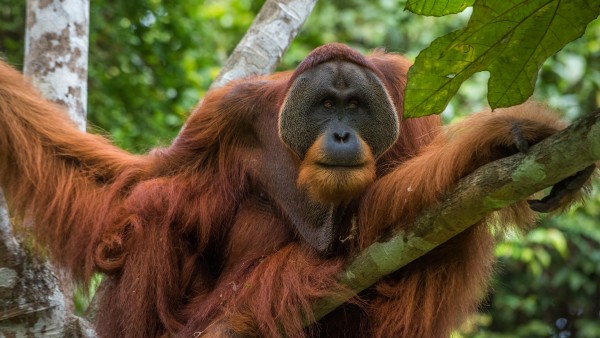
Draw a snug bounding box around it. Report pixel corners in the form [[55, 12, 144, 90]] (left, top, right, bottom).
[[280, 60, 399, 162], [246, 59, 399, 255], [249, 99, 342, 255]]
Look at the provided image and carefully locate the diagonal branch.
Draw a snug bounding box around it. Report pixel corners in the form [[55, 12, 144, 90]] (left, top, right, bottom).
[[311, 109, 600, 320], [210, 0, 317, 89]]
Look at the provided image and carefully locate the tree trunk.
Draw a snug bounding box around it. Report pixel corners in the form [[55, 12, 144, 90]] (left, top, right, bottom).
[[211, 0, 318, 88], [0, 0, 94, 336]]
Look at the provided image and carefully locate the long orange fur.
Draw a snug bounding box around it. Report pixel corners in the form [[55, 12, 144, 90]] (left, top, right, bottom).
[[0, 45, 581, 337]]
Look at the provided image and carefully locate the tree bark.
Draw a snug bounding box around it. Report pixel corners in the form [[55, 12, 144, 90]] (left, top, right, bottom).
[[310, 109, 600, 321], [210, 0, 318, 88], [6, 0, 597, 335], [24, 0, 90, 126], [0, 0, 93, 336]]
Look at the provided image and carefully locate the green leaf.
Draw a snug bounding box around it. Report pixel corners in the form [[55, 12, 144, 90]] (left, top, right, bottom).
[[406, 0, 474, 16], [404, 0, 600, 118]]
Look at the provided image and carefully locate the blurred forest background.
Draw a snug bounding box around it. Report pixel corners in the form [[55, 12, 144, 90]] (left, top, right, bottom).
[[1, 1, 599, 337]]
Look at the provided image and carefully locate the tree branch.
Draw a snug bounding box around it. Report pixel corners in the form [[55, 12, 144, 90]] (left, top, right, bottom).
[[210, 0, 317, 88], [311, 109, 600, 320]]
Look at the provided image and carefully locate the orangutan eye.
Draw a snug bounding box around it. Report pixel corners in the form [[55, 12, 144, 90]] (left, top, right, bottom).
[[347, 99, 359, 109], [258, 191, 269, 203]]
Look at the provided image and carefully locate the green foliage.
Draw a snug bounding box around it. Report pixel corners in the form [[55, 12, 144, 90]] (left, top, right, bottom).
[[459, 184, 600, 337], [404, 0, 600, 117], [0, 3, 24, 65], [536, 18, 600, 119], [86, 0, 263, 152], [282, 0, 470, 68], [74, 274, 103, 316], [406, 0, 474, 16], [1, 1, 600, 336]]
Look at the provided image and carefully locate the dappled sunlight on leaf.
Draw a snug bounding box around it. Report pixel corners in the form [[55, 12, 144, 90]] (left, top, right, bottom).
[[404, 0, 600, 117]]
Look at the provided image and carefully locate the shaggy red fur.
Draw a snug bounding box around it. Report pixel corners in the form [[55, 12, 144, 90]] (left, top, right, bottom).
[[0, 44, 582, 337]]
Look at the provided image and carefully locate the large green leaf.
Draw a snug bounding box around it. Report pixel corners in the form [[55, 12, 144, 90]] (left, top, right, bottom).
[[404, 0, 600, 118], [406, 0, 474, 16]]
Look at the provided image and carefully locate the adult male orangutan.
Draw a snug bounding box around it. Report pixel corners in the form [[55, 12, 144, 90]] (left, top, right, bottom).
[[0, 43, 593, 337]]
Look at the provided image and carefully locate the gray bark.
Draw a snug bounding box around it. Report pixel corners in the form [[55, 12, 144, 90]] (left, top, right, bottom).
[[311, 109, 600, 320], [210, 0, 318, 88], [24, 0, 90, 128], [0, 0, 93, 337]]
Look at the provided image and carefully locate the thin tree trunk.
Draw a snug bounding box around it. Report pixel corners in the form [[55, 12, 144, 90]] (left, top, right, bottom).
[[0, 0, 94, 336], [24, 0, 90, 126], [211, 0, 318, 88]]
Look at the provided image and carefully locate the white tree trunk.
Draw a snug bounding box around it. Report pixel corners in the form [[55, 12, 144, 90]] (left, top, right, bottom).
[[24, 0, 90, 128], [211, 0, 318, 88], [0, 0, 316, 335], [0, 0, 94, 337]]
